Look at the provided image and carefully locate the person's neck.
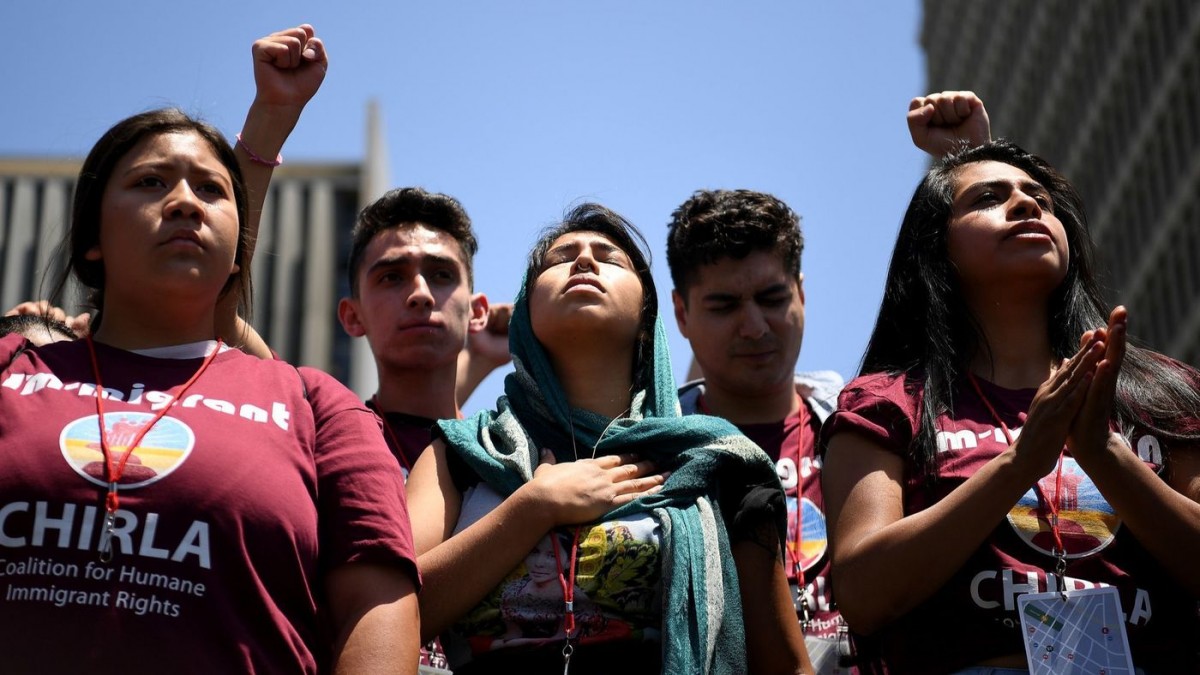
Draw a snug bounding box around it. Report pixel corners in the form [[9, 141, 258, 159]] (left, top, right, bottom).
[[967, 293, 1055, 390], [701, 379, 800, 425], [93, 296, 218, 350], [551, 348, 635, 419], [374, 362, 459, 420]]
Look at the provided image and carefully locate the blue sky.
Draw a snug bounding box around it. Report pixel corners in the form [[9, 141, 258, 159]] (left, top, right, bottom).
[[2, 1, 932, 411]]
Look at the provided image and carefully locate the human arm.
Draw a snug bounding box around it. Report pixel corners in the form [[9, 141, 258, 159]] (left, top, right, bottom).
[[406, 441, 665, 643], [824, 338, 1103, 634], [1067, 306, 1200, 596], [733, 532, 813, 674], [908, 90, 991, 158], [218, 25, 327, 355], [327, 562, 420, 675], [456, 301, 512, 406]]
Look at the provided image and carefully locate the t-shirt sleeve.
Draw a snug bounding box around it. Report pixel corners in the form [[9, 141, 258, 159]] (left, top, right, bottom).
[[821, 372, 921, 457], [0, 333, 30, 372], [300, 367, 421, 590]]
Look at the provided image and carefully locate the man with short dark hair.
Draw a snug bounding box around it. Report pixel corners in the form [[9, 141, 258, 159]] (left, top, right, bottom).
[[668, 188, 848, 671], [666, 91, 992, 673], [338, 186, 508, 478]]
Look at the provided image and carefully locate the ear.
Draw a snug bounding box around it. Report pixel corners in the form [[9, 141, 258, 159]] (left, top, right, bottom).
[[671, 289, 690, 338], [796, 273, 806, 306], [468, 293, 489, 334], [84, 245, 102, 262], [337, 297, 367, 338]]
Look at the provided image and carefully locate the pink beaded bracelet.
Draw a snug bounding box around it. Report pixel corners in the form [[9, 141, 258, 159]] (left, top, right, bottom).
[[236, 133, 283, 167]]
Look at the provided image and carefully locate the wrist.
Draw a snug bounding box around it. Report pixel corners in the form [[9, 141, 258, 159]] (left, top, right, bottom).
[[511, 480, 557, 531]]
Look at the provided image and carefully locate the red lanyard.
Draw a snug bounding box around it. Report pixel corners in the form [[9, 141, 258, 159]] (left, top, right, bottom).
[[550, 526, 585, 670], [967, 373, 1069, 594], [370, 395, 411, 472], [700, 392, 813, 625], [786, 418, 812, 629], [85, 336, 222, 562]]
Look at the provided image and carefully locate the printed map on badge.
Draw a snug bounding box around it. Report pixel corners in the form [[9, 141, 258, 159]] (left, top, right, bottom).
[[1018, 586, 1134, 675]]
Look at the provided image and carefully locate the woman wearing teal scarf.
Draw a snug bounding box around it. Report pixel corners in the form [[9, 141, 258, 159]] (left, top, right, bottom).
[[407, 204, 811, 674]]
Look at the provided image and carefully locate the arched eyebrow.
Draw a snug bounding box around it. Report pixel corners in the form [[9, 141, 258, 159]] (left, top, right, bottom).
[[960, 178, 1051, 200], [366, 252, 462, 275]]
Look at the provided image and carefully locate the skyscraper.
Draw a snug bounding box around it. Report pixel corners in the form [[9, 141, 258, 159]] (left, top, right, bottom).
[[921, 0, 1200, 364]]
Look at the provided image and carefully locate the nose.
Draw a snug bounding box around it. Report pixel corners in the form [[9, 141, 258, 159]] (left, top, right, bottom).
[[1009, 188, 1043, 220], [572, 247, 596, 274], [163, 180, 204, 222], [407, 275, 434, 309], [738, 305, 768, 340]]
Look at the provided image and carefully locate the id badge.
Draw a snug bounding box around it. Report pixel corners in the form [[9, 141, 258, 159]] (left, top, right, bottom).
[[1017, 586, 1135, 674]]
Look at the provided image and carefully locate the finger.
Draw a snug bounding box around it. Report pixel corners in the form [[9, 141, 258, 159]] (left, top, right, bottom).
[[1077, 328, 1095, 352], [908, 96, 929, 112], [616, 473, 668, 494], [953, 93, 973, 120], [934, 96, 963, 126], [609, 483, 665, 507], [615, 459, 657, 480], [906, 104, 934, 130], [538, 448, 556, 466], [5, 301, 37, 316], [254, 38, 302, 68], [302, 36, 327, 66], [594, 452, 641, 468]]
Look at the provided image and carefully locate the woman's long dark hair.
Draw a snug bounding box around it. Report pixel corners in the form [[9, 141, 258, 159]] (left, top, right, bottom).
[[860, 140, 1200, 471]]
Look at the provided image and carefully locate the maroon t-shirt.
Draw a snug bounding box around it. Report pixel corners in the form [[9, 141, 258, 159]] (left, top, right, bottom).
[[730, 405, 844, 636], [825, 370, 1199, 674], [0, 335, 418, 673], [366, 403, 436, 481]]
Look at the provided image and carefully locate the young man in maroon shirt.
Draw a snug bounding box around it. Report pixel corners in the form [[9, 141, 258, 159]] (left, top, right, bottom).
[[337, 187, 510, 478], [666, 90, 992, 673]]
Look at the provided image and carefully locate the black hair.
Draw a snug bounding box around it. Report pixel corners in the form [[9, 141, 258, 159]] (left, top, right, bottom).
[[860, 139, 1200, 471], [0, 315, 76, 343], [347, 187, 477, 295], [666, 188, 803, 297], [525, 203, 657, 392]]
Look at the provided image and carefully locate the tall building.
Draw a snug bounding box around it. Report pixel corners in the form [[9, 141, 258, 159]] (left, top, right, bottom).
[[921, 0, 1200, 365], [0, 103, 391, 395]]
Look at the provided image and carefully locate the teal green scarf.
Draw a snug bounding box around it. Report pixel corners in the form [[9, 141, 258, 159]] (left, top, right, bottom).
[[437, 274, 784, 674]]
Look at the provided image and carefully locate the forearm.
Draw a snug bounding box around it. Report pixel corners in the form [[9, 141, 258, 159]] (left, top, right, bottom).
[[835, 449, 1037, 633], [734, 538, 812, 675], [417, 487, 555, 642], [236, 99, 304, 259], [333, 593, 420, 675], [455, 350, 491, 408], [1075, 436, 1200, 595]]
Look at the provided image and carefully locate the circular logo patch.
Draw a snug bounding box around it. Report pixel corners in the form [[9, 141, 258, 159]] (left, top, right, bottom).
[[1006, 457, 1119, 558], [788, 496, 828, 571], [60, 413, 196, 489]]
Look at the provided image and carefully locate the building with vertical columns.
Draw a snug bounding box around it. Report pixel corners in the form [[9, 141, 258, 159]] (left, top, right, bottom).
[[921, 0, 1200, 365], [0, 103, 390, 395]]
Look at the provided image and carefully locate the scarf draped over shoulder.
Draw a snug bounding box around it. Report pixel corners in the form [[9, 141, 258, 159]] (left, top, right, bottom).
[[437, 272, 784, 675]]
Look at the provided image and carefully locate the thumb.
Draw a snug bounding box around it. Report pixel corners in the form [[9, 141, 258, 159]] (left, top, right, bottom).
[[538, 448, 557, 466]]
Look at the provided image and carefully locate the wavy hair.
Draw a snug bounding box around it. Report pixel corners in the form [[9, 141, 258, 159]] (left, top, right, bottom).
[[859, 140, 1200, 471]]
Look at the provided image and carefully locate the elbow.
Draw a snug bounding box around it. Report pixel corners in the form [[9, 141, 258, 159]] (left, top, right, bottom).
[[831, 562, 900, 636]]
